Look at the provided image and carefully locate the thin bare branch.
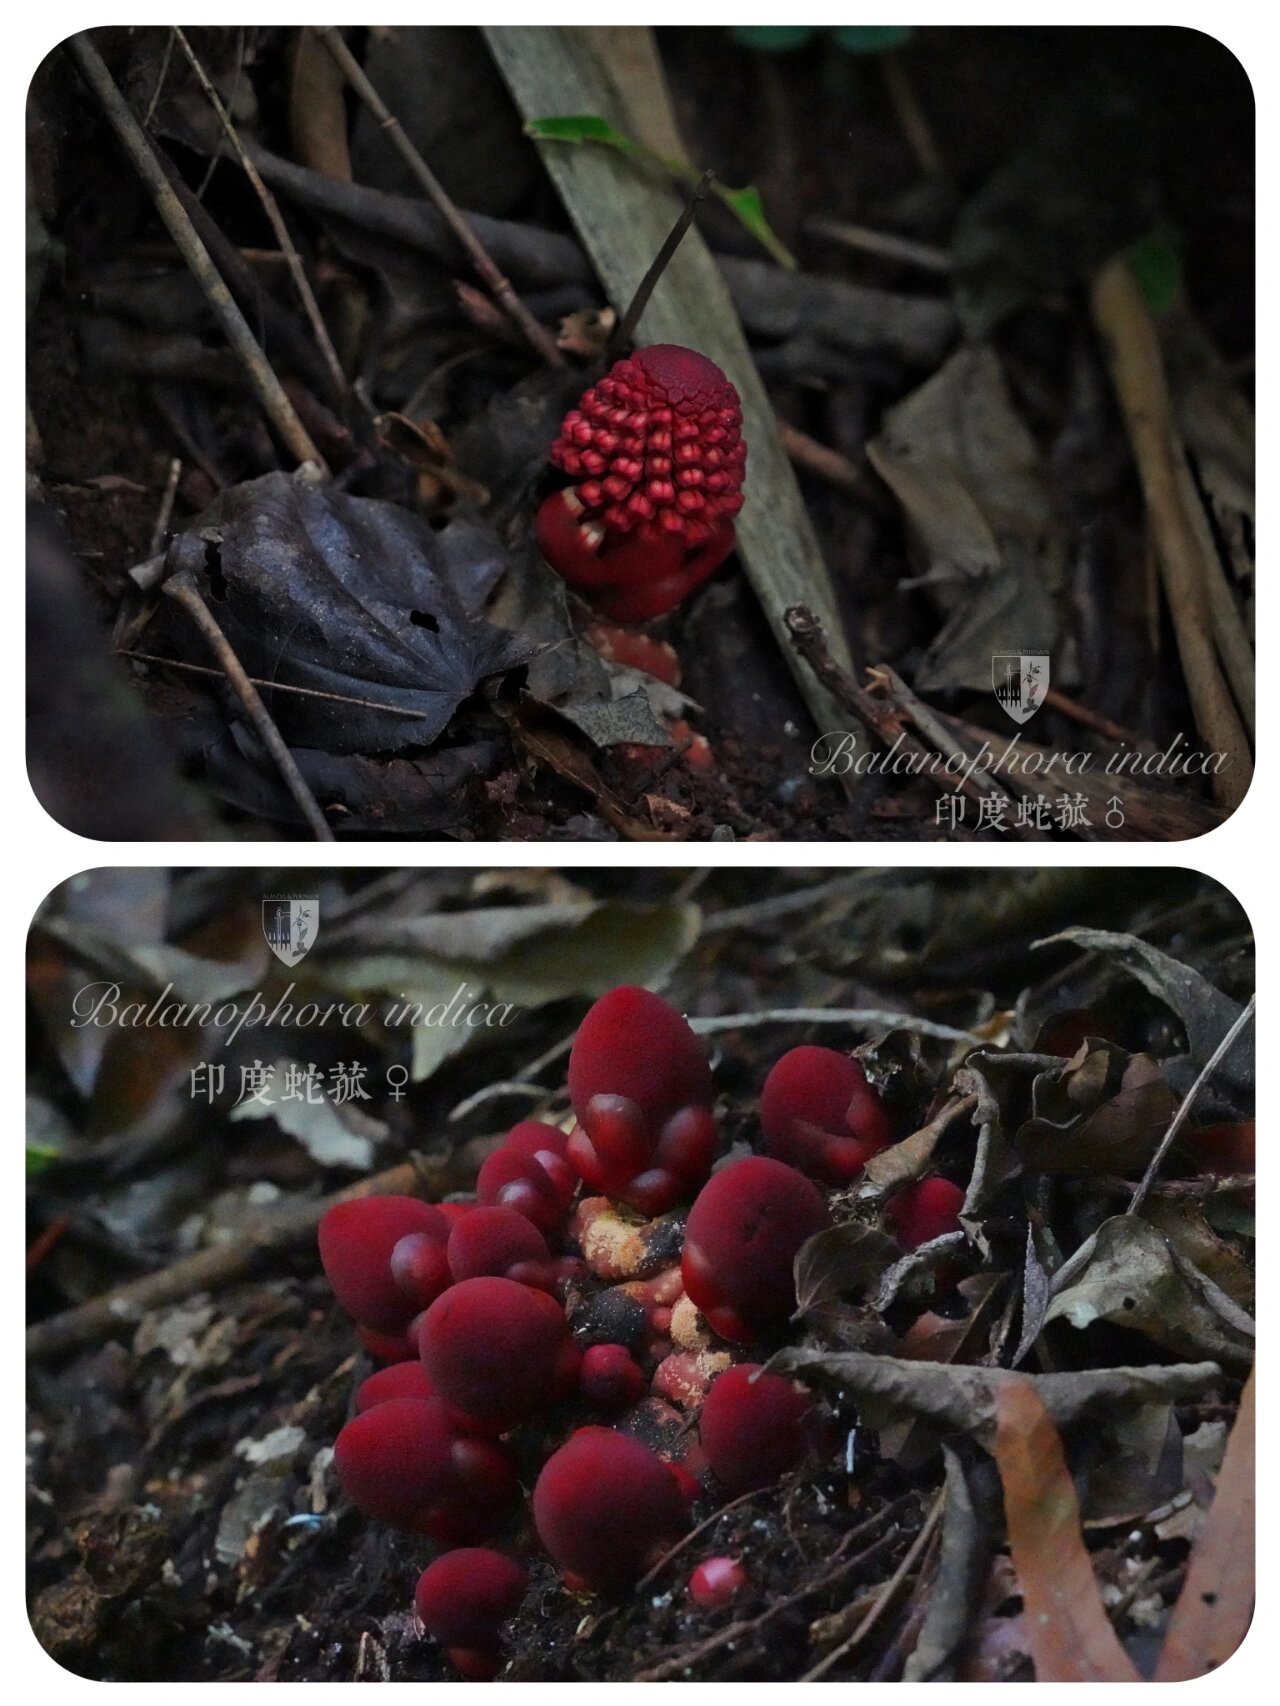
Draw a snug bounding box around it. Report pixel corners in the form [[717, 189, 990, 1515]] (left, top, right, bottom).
[[67, 31, 327, 474], [314, 26, 563, 369], [171, 26, 349, 405]]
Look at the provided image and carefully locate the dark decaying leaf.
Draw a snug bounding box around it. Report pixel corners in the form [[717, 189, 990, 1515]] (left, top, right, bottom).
[[1154, 1364, 1255, 1680], [792, 1221, 900, 1316], [1017, 1042, 1178, 1176], [771, 1345, 1221, 1441], [878, 1275, 1007, 1470], [859, 1093, 978, 1198], [992, 1381, 1141, 1682], [1139, 1198, 1254, 1310], [951, 1050, 1060, 1233], [1043, 1215, 1254, 1369], [865, 346, 1070, 694], [169, 472, 532, 755], [203, 725, 502, 834], [903, 1445, 999, 1681], [1033, 928, 1253, 1096]]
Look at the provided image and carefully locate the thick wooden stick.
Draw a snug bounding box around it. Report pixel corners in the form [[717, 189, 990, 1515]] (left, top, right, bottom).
[[1090, 257, 1251, 812]]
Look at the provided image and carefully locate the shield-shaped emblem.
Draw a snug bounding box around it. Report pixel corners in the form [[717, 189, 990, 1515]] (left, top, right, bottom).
[[992, 651, 1050, 725], [262, 895, 319, 966]]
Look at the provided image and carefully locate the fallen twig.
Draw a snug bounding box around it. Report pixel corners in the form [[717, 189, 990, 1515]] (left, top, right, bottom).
[[67, 32, 326, 474], [116, 649, 432, 719], [1127, 993, 1255, 1216], [161, 563, 335, 840], [688, 1009, 983, 1046], [802, 1489, 945, 1679], [25, 1153, 462, 1363], [774, 419, 886, 506], [785, 607, 1042, 840], [805, 216, 952, 275], [172, 27, 349, 406], [633, 1495, 916, 1680], [314, 27, 563, 370], [1091, 255, 1251, 811]]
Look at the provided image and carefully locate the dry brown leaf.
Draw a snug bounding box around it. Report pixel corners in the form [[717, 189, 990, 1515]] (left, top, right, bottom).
[[1154, 1364, 1254, 1680], [993, 1380, 1141, 1682]]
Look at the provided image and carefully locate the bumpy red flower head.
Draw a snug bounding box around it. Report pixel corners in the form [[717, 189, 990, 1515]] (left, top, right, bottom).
[[566, 986, 717, 1215], [536, 345, 747, 623]]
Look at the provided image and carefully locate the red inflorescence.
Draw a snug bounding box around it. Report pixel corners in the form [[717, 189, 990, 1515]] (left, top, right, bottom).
[[682, 1156, 831, 1342], [884, 1176, 965, 1250], [566, 986, 717, 1215], [579, 1342, 646, 1410], [334, 1395, 517, 1543], [699, 1363, 813, 1493], [447, 1205, 555, 1292], [318, 1196, 450, 1334], [535, 345, 747, 622], [414, 1548, 527, 1680], [688, 1555, 749, 1609], [355, 1360, 436, 1412], [532, 1426, 689, 1592], [760, 1045, 892, 1183], [476, 1120, 577, 1234], [419, 1276, 581, 1431]]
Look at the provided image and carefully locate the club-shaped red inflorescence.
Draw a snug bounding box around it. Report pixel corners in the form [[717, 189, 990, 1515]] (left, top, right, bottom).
[[760, 1045, 892, 1183], [334, 1395, 518, 1543], [532, 1426, 689, 1592], [355, 1360, 436, 1412], [476, 1120, 577, 1234], [579, 1343, 646, 1410], [536, 345, 747, 622], [699, 1363, 813, 1493], [318, 1196, 451, 1334], [414, 1548, 528, 1681], [682, 1156, 831, 1342], [884, 1177, 966, 1250], [418, 1275, 582, 1432], [566, 986, 717, 1215], [446, 1205, 555, 1291]]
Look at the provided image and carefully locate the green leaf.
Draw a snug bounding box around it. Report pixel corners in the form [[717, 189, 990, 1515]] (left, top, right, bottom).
[[731, 26, 816, 52], [528, 111, 795, 269], [26, 1141, 60, 1178], [525, 113, 636, 153], [718, 183, 797, 270], [320, 899, 703, 1082], [1124, 233, 1183, 316], [831, 26, 915, 54]]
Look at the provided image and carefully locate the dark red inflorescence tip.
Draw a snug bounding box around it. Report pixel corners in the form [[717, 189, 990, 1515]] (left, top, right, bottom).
[[688, 1555, 749, 1609], [476, 1121, 577, 1234], [884, 1176, 966, 1250], [535, 345, 747, 622], [334, 1396, 517, 1541], [760, 1045, 892, 1183], [355, 1361, 436, 1412], [566, 986, 717, 1215], [318, 1196, 451, 1333], [699, 1363, 813, 1493], [414, 1548, 527, 1680], [682, 1156, 831, 1342], [419, 1276, 581, 1431], [447, 1205, 555, 1291], [532, 1426, 689, 1591], [579, 1342, 646, 1410]]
